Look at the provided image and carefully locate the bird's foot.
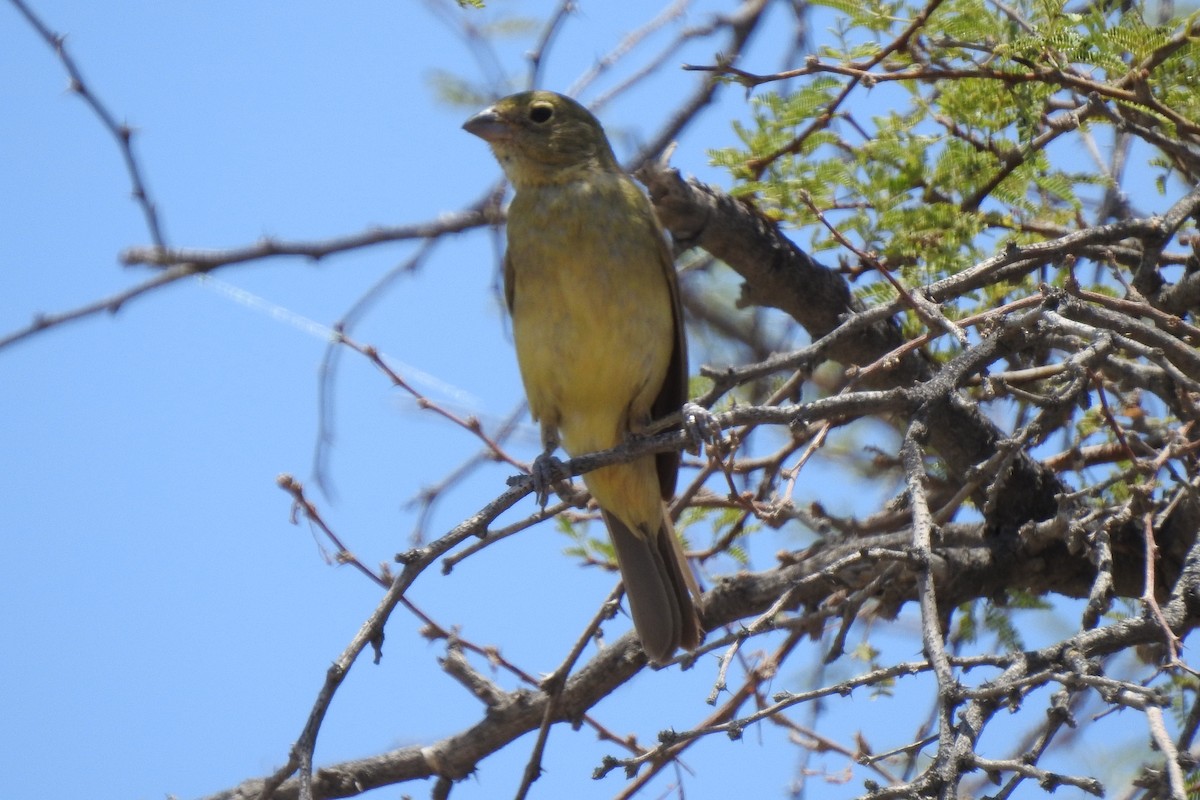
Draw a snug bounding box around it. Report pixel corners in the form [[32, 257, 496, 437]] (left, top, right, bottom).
[[682, 402, 723, 456], [529, 451, 568, 507]]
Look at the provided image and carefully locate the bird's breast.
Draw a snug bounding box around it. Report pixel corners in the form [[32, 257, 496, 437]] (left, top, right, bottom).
[[506, 176, 674, 452]]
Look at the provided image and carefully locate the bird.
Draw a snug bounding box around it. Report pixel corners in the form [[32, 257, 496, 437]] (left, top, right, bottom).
[[463, 90, 701, 663]]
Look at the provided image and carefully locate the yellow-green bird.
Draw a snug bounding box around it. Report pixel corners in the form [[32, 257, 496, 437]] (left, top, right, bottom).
[[463, 90, 701, 663]]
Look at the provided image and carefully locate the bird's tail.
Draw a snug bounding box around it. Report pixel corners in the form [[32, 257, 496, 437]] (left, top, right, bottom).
[[603, 508, 701, 664]]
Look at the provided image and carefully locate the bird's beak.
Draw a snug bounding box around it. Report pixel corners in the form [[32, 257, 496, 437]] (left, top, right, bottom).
[[462, 107, 512, 143]]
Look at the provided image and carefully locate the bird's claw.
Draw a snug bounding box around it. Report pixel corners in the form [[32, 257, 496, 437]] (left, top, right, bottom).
[[530, 452, 567, 507], [682, 402, 723, 456]]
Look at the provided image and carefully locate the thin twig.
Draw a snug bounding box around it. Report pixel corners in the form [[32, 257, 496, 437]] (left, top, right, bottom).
[[9, 0, 167, 248], [515, 587, 625, 800]]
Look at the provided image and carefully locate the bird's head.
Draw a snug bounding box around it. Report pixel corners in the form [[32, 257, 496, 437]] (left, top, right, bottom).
[[463, 90, 618, 186]]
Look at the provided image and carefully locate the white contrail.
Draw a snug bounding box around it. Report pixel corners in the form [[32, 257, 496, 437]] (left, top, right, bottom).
[[195, 274, 482, 408]]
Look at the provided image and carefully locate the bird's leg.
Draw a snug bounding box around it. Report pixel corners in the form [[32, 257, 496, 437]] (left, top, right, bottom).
[[530, 422, 567, 508], [682, 401, 723, 456]]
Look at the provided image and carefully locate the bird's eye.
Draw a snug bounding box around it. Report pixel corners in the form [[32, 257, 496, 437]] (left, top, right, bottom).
[[529, 104, 554, 124]]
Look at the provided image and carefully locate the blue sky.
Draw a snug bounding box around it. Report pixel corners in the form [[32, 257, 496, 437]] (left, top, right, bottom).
[[0, 2, 1156, 799]]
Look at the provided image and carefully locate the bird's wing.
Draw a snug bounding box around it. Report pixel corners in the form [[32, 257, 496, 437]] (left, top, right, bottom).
[[503, 249, 516, 314], [647, 213, 687, 502]]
